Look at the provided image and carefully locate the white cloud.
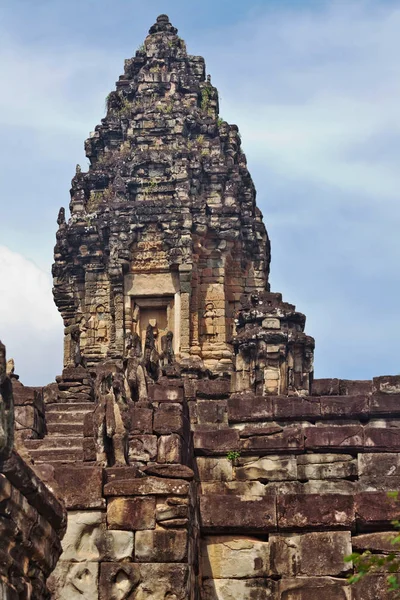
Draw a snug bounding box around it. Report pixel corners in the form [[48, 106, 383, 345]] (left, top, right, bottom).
[[0, 246, 63, 385]]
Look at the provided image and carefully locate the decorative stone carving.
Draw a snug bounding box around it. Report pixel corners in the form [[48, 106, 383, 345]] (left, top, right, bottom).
[[93, 366, 131, 467]]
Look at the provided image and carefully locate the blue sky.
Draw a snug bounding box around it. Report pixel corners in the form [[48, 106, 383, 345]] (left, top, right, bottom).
[[0, 0, 399, 385]]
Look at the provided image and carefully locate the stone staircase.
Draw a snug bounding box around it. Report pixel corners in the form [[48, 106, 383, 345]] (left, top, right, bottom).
[[24, 402, 93, 464]]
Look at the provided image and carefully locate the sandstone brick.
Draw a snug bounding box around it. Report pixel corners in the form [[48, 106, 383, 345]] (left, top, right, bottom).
[[304, 425, 364, 450], [53, 465, 104, 510], [277, 494, 355, 530], [200, 493, 277, 532], [297, 454, 357, 480], [278, 577, 350, 599], [272, 396, 320, 419], [194, 429, 239, 455], [240, 426, 304, 453], [311, 378, 340, 396], [196, 399, 228, 424], [228, 393, 273, 423], [128, 435, 157, 462], [107, 496, 156, 530], [202, 578, 277, 599], [104, 476, 189, 497], [201, 535, 270, 578], [196, 457, 233, 481], [358, 453, 400, 478], [352, 531, 400, 553], [48, 561, 99, 600], [148, 384, 184, 403], [356, 492, 400, 529], [270, 531, 352, 576], [135, 529, 188, 562], [153, 403, 184, 435], [319, 395, 369, 418]]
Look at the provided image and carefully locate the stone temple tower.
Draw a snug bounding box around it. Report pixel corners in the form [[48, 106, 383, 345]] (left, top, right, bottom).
[[14, 15, 400, 600], [53, 13, 314, 396]]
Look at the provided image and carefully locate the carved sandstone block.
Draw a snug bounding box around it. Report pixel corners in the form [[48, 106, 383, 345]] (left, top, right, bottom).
[[104, 477, 189, 497], [47, 561, 99, 600], [157, 434, 183, 463], [201, 535, 270, 578], [128, 435, 157, 462], [99, 563, 189, 600], [358, 453, 400, 477], [235, 456, 297, 482]]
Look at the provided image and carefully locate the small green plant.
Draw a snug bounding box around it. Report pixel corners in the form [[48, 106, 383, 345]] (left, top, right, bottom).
[[200, 148, 210, 157], [149, 64, 161, 73], [196, 134, 205, 147], [217, 117, 224, 127], [137, 43, 145, 53], [201, 87, 212, 111], [227, 451, 241, 462], [117, 97, 131, 118]]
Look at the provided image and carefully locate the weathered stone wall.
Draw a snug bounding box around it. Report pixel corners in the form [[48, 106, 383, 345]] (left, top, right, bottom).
[[193, 375, 400, 599], [0, 341, 66, 600]]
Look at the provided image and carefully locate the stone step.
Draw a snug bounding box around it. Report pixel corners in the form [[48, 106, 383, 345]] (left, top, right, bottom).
[[45, 411, 90, 425], [24, 437, 83, 450], [46, 423, 84, 436], [29, 447, 84, 463], [45, 403, 94, 413]]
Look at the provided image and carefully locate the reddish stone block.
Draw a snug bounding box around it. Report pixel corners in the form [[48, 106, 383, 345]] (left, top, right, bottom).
[[196, 378, 230, 398], [143, 464, 194, 480], [104, 476, 189, 497], [311, 378, 340, 396], [272, 397, 320, 420], [53, 465, 103, 509], [356, 492, 400, 529], [358, 453, 400, 478], [135, 529, 188, 562], [370, 393, 400, 415], [196, 399, 227, 424], [364, 426, 400, 450], [153, 403, 185, 435], [228, 393, 273, 423], [193, 428, 240, 455], [319, 395, 369, 418], [277, 494, 355, 530], [107, 495, 156, 530], [304, 425, 364, 450], [339, 379, 372, 396], [352, 574, 397, 600], [128, 435, 157, 462], [240, 426, 304, 453], [83, 411, 93, 437], [82, 437, 96, 461], [129, 406, 153, 434], [200, 493, 277, 532]]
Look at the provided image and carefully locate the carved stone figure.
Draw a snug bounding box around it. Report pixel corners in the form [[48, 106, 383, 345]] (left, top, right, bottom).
[[0, 340, 14, 458], [93, 368, 129, 467], [57, 207, 65, 226], [203, 302, 216, 338], [143, 324, 160, 382], [96, 306, 108, 342], [161, 331, 174, 366], [70, 325, 82, 367], [125, 333, 148, 402]]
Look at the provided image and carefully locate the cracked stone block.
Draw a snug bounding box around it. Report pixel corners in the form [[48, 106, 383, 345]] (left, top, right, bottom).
[[270, 531, 352, 577], [278, 577, 351, 599], [61, 511, 105, 562], [297, 454, 357, 480], [201, 536, 270, 578]]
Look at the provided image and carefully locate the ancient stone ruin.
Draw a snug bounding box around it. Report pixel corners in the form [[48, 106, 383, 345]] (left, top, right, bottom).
[[3, 13, 400, 600]]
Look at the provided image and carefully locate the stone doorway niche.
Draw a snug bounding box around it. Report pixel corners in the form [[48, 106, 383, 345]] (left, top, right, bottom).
[[124, 272, 181, 356]]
